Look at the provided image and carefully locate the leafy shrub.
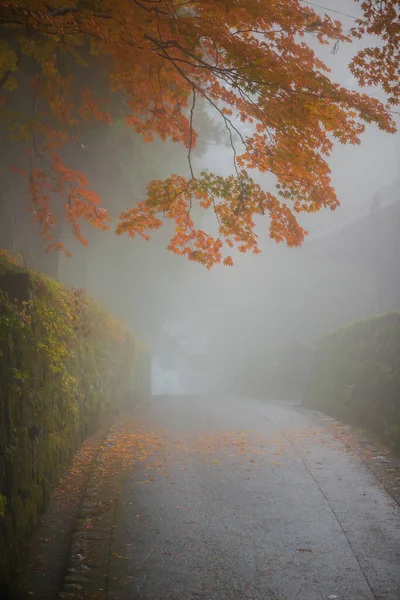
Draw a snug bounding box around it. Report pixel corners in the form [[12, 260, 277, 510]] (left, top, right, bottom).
[[303, 312, 400, 452], [0, 254, 150, 587]]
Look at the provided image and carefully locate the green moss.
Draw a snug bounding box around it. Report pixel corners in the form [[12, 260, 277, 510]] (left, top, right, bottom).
[[0, 495, 6, 518], [303, 312, 400, 452], [0, 255, 151, 588]]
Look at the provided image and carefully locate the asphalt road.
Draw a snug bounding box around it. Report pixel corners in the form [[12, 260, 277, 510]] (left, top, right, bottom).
[[107, 396, 400, 600]]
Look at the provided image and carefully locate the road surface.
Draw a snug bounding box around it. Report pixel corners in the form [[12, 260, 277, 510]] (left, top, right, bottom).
[[107, 396, 400, 600]]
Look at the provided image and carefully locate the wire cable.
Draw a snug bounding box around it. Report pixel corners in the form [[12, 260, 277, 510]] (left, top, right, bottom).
[[300, 0, 359, 20]]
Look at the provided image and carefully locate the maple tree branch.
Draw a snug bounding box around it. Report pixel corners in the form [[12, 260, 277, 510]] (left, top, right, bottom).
[[155, 40, 283, 194], [144, 34, 293, 171], [187, 88, 196, 181], [1, 0, 396, 267], [146, 32, 347, 108], [143, 39, 244, 143], [128, 0, 170, 17], [0, 45, 21, 90], [222, 114, 240, 179]]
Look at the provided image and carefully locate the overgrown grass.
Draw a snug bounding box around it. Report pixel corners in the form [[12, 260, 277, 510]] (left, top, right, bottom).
[[0, 252, 150, 588], [302, 312, 400, 452]]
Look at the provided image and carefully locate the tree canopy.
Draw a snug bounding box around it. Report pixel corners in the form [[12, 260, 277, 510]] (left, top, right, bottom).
[[0, 0, 398, 267]]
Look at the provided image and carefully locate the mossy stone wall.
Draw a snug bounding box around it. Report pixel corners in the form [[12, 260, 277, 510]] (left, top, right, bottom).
[[0, 255, 150, 587]]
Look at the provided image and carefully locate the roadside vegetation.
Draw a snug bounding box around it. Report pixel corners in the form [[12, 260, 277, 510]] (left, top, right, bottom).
[[0, 252, 150, 589], [302, 313, 400, 452]]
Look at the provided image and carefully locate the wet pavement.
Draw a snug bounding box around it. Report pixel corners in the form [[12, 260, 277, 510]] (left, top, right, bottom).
[[107, 396, 400, 600]]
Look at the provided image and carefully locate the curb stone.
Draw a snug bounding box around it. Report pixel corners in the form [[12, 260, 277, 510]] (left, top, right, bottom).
[[8, 426, 113, 600], [58, 423, 127, 600]]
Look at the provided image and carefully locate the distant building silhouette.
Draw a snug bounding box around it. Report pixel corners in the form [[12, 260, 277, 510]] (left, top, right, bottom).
[[304, 198, 400, 314]]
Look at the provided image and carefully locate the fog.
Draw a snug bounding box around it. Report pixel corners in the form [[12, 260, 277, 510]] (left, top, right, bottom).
[[57, 0, 400, 398]]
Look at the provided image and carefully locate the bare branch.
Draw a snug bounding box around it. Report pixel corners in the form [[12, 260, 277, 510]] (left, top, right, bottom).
[[187, 87, 196, 180]]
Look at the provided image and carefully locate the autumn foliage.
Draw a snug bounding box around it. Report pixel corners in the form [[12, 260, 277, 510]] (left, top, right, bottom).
[[0, 0, 398, 267]]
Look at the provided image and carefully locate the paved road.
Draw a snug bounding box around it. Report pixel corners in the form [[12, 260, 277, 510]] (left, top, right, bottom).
[[107, 396, 400, 600]]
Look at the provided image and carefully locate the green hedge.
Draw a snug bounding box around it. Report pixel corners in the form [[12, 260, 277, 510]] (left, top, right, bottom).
[[0, 254, 150, 588], [303, 312, 400, 451]]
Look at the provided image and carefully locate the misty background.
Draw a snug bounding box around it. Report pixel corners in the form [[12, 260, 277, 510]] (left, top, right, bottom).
[[2, 0, 400, 397]]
